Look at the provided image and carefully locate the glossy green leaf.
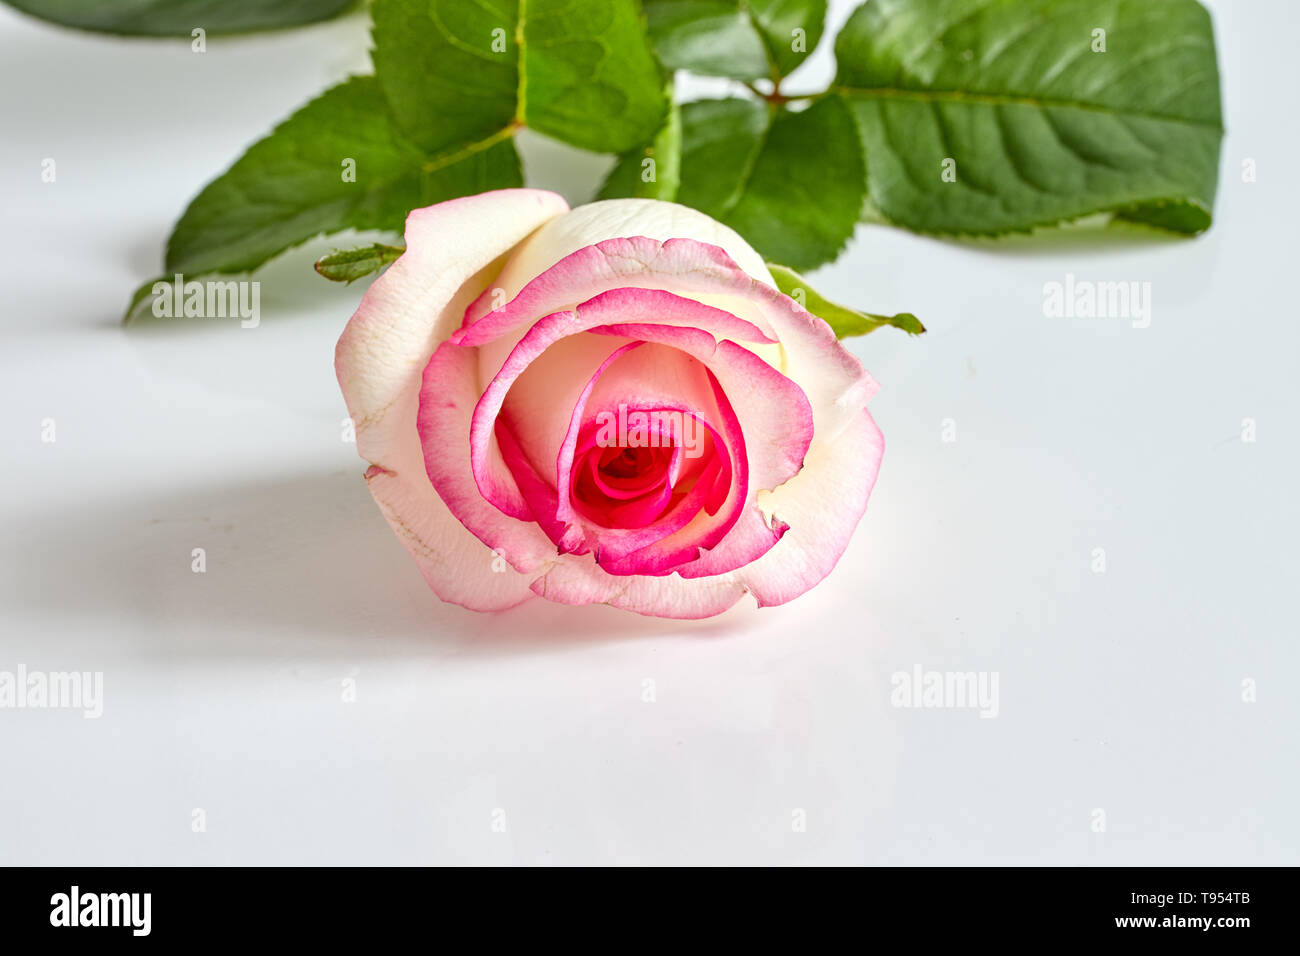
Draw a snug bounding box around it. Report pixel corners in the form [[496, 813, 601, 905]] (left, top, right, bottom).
[[372, 0, 667, 155], [597, 89, 682, 202], [643, 0, 826, 82], [163, 75, 520, 278], [674, 97, 864, 270], [834, 0, 1224, 236]]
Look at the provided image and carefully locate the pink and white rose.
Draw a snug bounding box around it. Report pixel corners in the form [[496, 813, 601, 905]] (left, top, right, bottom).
[[335, 189, 884, 619]]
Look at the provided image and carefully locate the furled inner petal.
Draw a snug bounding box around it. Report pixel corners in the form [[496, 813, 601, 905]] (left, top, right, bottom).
[[518, 335, 722, 568], [587, 445, 678, 500], [468, 288, 809, 525], [565, 407, 725, 551], [512, 341, 739, 573], [451, 286, 818, 583], [465, 286, 781, 525]]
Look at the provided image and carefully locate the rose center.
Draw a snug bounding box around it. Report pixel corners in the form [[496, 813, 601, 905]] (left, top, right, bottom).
[[601, 446, 657, 481]]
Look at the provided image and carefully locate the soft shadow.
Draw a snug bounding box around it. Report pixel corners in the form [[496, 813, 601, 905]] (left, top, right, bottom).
[[2, 470, 754, 660], [944, 219, 1191, 259]]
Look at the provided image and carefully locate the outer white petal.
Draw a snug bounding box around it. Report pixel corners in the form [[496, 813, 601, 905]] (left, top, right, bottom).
[[492, 199, 776, 301], [335, 188, 569, 611]]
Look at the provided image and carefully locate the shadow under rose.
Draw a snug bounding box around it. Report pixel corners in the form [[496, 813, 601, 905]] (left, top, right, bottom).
[[1, 469, 756, 661]]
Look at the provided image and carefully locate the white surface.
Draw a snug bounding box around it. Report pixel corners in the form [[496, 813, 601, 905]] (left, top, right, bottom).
[[1, 0, 1297, 866]]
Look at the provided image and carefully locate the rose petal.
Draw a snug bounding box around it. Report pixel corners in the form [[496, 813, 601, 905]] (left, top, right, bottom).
[[336, 189, 569, 610], [465, 294, 740, 521], [529, 562, 751, 621], [455, 236, 779, 349], [462, 198, 777, 334], [743, 409, 884, 607], [418, 341, 562, 574]]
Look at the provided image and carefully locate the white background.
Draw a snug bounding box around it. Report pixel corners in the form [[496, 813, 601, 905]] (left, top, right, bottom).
[[2, 0, 1296, 865]]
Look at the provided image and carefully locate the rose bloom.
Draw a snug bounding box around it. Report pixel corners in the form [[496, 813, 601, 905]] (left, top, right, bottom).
[[335, 190, 883, 619]]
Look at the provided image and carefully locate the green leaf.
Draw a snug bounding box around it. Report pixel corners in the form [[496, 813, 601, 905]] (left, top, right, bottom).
[[643, 0, 826, 82], [314, 243, 407, 283], [123, 277, 169, 325], [372, 0, 666, 155], [717, 98, 865, 270], [643, 97, 767, 209], [1, 0, 355, 36], [834, 0, 1224, 237], [164, 75, 521, 278], [642, 96, 863, 271], [597, 83, 681, 202], [767, 264, 924, 338], [747, 0, 828, 79]]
